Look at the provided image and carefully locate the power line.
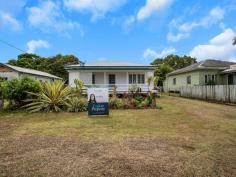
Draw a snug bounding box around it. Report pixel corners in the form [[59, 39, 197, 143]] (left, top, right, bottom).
[[0, 39, 27, 53]]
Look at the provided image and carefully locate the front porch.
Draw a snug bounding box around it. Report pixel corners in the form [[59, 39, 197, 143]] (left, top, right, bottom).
[[81, 71, 153, 93], [85, 84, 150, 93]]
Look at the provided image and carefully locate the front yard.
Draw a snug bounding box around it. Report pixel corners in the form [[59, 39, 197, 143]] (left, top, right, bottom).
[[0, 96, 236, 177]]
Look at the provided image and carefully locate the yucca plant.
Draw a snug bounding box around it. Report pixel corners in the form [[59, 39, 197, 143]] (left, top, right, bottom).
[[24, 80, 72, 112]]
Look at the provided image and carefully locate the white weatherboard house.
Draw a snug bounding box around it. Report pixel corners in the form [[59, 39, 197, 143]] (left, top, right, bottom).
[[0, 63, 61, 82], [65, 61, 155, 93]]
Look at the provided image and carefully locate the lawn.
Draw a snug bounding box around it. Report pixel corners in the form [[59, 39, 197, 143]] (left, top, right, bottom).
[[0, 96, 236, 177]]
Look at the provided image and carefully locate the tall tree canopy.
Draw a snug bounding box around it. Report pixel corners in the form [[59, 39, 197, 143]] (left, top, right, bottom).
[[8, 53, 80, 81], [151, 55, 197, 86], [151, 55, 197, 70]]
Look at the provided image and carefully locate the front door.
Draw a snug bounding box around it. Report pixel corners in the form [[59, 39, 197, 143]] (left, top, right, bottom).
[[109, 74, 116, 86]]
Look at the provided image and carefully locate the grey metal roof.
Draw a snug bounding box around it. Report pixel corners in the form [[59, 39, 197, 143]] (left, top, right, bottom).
[[168, 60, 236, 76], [65, 61, 155, 70], [3, 64, 62, 79], [222, 64, 236, 73], [86, 61, 148, 66], [222, 68, 236, 73]]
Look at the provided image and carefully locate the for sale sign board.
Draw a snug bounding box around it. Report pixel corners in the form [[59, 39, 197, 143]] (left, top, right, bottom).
[[87, 88, 109, 116]]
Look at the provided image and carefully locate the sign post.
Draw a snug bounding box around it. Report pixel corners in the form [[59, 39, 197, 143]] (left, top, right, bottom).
[[88, 88, 109, 116]]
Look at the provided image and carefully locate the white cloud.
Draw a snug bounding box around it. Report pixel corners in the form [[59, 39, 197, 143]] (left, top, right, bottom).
[[122, 15, 136, 31], [167, 32, 189, 43], [0, 11, 21, 30], [122, 0, 173, 31], [64, 0, 127, 21], [27, 40, 50, 53], [168, 7, 225, 42], [137, 0, 173, 21], [28, 1, 81, 34], [143, 47, 176, 60], [189, 28, 236, 61]]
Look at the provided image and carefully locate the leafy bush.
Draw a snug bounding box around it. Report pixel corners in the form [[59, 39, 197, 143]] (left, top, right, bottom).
[[109, 97, 124, 109], [128, 84, 141, 97], [73, 79, 84, 96], [24, 80, 72, 112], [144, 92, 156, 107], [67, 97, 88, 112], [2, 77, 41, 107]]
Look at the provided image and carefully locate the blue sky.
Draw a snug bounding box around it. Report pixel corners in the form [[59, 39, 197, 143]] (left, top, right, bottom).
[[0, 0, 236, 64]]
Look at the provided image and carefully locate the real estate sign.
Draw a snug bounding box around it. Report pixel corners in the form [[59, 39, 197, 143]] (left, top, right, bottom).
[[87, 88, 109, 116]]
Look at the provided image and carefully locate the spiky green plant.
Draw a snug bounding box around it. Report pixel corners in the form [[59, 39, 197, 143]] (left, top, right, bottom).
[[67, 97, 88, 112], [24, 80, 72, 112]]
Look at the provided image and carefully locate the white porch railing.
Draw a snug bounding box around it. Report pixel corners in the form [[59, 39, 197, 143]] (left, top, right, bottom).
[[84, 84, 150, 93]]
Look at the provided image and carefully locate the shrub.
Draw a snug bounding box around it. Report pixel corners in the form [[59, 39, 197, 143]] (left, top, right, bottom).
[[73, 79, 84, 96], [134, 95, 143, 102], [109, 97, 124, 109], [67, 97, 88, 112], [145, 92, 156, 107], [128, 84, 141, 97], [2, 77, 41, 107], [24, 80, 72, 112]]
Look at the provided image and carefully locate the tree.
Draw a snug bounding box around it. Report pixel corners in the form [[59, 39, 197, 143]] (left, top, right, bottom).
[[8, 53, 44, 70], [8, 53, 80, 81], [154, 64, 174, 85], [151, 55, 196, 86], [152, 55, 196, 69], [150, 58, 164, 65]]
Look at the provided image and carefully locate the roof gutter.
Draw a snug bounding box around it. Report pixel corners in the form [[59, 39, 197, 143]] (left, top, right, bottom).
[[65, 66, 156, 71], [167, 67, 228, 76]]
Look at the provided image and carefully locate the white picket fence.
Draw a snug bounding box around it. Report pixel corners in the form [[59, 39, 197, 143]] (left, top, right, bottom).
[[180, 85, 236, 103]]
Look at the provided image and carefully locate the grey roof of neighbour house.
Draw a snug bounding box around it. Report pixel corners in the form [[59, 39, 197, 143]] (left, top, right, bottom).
[[3, 64, 62, 79], [222, 64, 236, 73], [167, 60, 236, 76], [65, 61, 155, 70], [222, 68, 236, 73]]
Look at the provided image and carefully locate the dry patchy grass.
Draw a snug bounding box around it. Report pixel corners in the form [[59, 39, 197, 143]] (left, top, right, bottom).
[[0, 96, 236, 177]]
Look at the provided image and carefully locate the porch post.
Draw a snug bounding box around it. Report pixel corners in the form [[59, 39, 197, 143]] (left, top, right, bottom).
[[126, 72, 129, 84], [126, 72, 129, 91], [104, 72, 106, 85]]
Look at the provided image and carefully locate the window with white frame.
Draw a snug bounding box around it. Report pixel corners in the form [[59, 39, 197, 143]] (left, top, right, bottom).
[[138, 74, 145, 84], [129, 74, 145, 84], [205, 74, 217, 85]]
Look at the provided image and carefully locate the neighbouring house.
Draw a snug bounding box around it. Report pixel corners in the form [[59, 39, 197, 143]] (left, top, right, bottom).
[[65, 61, 155, 93], [164, 60, 236, 92], [0, 63, 61, 82]]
